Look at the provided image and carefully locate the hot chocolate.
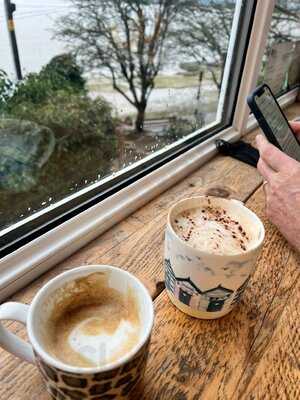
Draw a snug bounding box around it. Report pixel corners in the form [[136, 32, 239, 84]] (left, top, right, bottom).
[[173, 204, 252, 255]]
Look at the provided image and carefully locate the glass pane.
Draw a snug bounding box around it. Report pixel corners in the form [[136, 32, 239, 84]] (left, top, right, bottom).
[[258, 1, 300, 96], [0, 0, 237, 231]]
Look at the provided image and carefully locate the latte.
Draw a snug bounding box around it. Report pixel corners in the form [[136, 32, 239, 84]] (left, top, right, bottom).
[[44, 272, 141, 368]]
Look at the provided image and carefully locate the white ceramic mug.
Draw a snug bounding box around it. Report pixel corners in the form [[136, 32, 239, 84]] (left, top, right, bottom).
[[0, 265, 154, 399], [164, 196, 265, 319]]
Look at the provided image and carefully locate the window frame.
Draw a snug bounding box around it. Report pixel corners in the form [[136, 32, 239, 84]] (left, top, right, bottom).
[[1, 0, 299, 300], [0, 0, 255, 256]]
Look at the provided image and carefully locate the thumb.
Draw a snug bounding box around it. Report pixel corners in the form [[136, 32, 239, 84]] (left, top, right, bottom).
[[256, 134, 295, 172], [289, 121, 300, 140]]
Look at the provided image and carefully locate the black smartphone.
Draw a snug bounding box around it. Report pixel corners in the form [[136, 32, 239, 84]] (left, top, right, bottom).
[[247, 84, 300, 162]]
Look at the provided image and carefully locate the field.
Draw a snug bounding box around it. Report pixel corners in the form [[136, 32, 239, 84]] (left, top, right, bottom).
[[87, 72, 219, 121]]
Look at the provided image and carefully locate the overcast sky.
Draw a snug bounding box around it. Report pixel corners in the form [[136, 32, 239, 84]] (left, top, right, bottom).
[[0, 1, 71, 77]]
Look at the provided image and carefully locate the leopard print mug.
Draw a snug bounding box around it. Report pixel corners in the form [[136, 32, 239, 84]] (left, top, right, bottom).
[[0, 265, 154, 399]]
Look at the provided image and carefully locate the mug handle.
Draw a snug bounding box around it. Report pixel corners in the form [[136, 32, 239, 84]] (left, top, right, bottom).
[[0, 302, 35, 364]]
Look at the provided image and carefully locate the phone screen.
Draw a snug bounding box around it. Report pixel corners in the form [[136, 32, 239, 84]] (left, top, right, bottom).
[[255, 86, 300, 162]]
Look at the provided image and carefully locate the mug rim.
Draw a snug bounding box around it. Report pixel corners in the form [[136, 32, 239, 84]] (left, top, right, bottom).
[[27, 265, 154, 374], [167, 195, 265, 257]]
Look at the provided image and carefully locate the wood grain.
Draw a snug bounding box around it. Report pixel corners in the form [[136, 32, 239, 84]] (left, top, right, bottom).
[[233, 192, 300, 400], [235, 276, 300, 400], [134, 187, 300, 400]]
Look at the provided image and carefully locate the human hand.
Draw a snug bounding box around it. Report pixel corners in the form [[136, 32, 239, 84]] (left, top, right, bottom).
[[288, 120, 300, 140], [256, 134, 300, 252]]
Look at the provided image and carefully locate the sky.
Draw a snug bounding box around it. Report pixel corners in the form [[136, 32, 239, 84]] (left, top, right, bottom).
[[0, 0, 190, 79], [0, 1, 71, 78]]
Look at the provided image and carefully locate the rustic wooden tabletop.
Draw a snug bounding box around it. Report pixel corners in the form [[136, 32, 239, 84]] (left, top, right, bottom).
[[1, 104, 299, 400]]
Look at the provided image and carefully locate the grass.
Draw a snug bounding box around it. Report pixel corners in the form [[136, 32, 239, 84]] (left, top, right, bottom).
[[154, 74, 199, 88], [87, 72, 217, 92], [86, 72, 219, 121], [87, 80, 127, 93]]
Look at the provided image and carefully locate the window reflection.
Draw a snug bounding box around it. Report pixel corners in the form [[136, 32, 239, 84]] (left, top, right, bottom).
[[258, 0, 300, 96]]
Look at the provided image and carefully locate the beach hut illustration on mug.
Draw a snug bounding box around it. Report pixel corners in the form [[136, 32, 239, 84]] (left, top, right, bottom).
[[201, 286, 233, 312], [176, 278, 200, 306], [165, 258, 234, 312]]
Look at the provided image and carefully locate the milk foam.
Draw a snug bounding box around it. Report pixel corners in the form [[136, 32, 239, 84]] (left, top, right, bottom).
[[173, 206, 251, 255], [69, 318, 139, 366], [44, 273, 142, 368]]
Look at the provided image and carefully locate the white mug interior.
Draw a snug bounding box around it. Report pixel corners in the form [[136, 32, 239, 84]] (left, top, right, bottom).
[[27, 265, 154, 373]]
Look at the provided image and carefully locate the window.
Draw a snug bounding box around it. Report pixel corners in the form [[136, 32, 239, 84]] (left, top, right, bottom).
[[0, 0, 255, 255], [257, 0, 300, 97]]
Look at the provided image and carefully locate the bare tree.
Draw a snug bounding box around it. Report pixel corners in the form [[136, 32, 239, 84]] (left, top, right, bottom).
[[269, 3, 300, 42], [55, 0, 185, 133], [173, 0, 235, 93], [173, 0, 300, 93]]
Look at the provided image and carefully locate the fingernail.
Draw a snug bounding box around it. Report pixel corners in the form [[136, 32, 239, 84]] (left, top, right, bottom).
[[256, 134, 263, 144]]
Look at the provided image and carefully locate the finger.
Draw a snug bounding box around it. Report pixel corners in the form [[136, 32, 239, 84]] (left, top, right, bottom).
[[257, 157, 276, 182], [256, 134, 293, 172], [263, 184, 273, 220], [289, 121, 300, 140], [262, 181, 268, 196], [263, 180, 272, 197], [263, 184, 270, 212]]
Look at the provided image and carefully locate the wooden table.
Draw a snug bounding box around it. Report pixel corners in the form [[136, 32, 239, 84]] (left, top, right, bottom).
[[1, 104, 299, 400]]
